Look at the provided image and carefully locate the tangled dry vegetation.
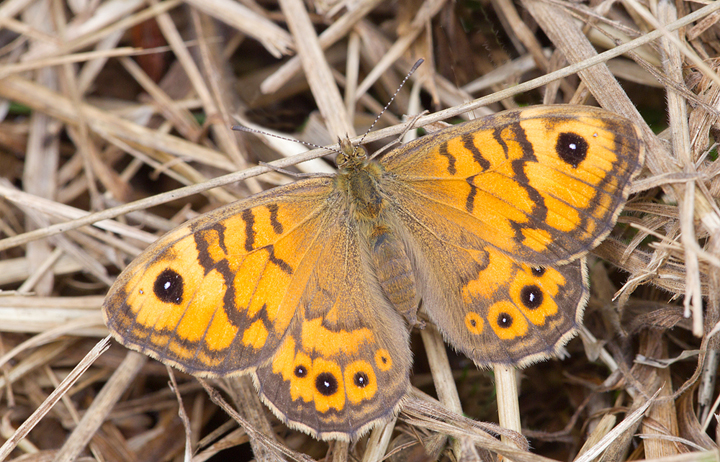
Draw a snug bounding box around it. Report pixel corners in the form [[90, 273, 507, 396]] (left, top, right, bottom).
[[0, 0, 719, 461]]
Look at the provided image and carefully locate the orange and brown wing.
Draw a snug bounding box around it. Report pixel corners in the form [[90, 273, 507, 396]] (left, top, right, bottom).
[[252, 206, 412, 440], [381, 105, 644, 266], [103, 177, 412, 439], [102, 178, 337, 376], [381, 105, 642, 366], [392, 203, 588, 366]]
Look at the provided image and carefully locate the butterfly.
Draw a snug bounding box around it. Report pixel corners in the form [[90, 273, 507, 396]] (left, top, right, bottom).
[[102, 105, 644, 441]]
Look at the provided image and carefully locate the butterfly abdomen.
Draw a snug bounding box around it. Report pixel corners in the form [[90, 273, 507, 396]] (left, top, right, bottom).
[[337, 161, 420, 323], [369, 225, 419, 325]]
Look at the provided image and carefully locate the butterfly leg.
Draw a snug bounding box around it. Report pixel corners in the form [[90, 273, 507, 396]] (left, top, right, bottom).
[[369, 225, 419, 326]]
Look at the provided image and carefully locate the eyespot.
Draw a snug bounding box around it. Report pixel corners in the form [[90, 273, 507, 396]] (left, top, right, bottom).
[[375, 349, 392, 371], [488, 301, 528, 339], [520, 285, 543, 310], [465, 312, 484, 335], [344, 360, 377, 404], [315, 372, 339, 396], [556, 132, 588, 168], [497, 312, 513, 328], [354, 371, 369, 388], [531, 266, 545, 277], [294, 365, 308, 378], [153, 268, 184, 305]]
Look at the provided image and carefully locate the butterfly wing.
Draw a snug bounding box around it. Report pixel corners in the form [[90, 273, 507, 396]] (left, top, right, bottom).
[[382, 105, 644, 266], [393, 206, 587, 365], [380, 105, 642, 365], [253, 204, 411, 440], [103, 178, 411, 439], [102, 179, 338, 375]]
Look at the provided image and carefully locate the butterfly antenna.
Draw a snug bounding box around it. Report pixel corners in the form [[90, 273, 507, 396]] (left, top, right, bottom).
[[232, 125, 342, 154], [355, 58, 424, 148], [234, 58, 424, 157]]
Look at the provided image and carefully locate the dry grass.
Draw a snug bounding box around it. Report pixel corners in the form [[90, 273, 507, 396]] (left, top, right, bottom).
[[0, 0, 719, 461]]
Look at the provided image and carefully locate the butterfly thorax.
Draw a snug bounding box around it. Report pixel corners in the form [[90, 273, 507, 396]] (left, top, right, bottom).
[[346, 165, 385, 220], [335, 143, 386, 222]]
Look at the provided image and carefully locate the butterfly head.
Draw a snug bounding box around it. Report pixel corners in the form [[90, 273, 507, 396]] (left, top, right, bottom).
[[336, 138, 369, 172]]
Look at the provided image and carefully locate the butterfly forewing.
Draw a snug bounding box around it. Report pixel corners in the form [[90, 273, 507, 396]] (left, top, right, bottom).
[[103, 177, 412, 440], [381, 105, 644, 265], [103, 179, 337, 376]]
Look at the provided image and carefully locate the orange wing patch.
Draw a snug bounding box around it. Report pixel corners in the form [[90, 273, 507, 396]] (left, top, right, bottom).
[[462, 247, 512, 300], [301, 318, 374, 356], [488, 301, 529, 340]]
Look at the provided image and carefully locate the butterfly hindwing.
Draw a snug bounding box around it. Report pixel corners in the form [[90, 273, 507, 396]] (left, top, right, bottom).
[[103, 177, 412, 440], [253, 203, 412, 440], [392, 203, 587, 365]]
